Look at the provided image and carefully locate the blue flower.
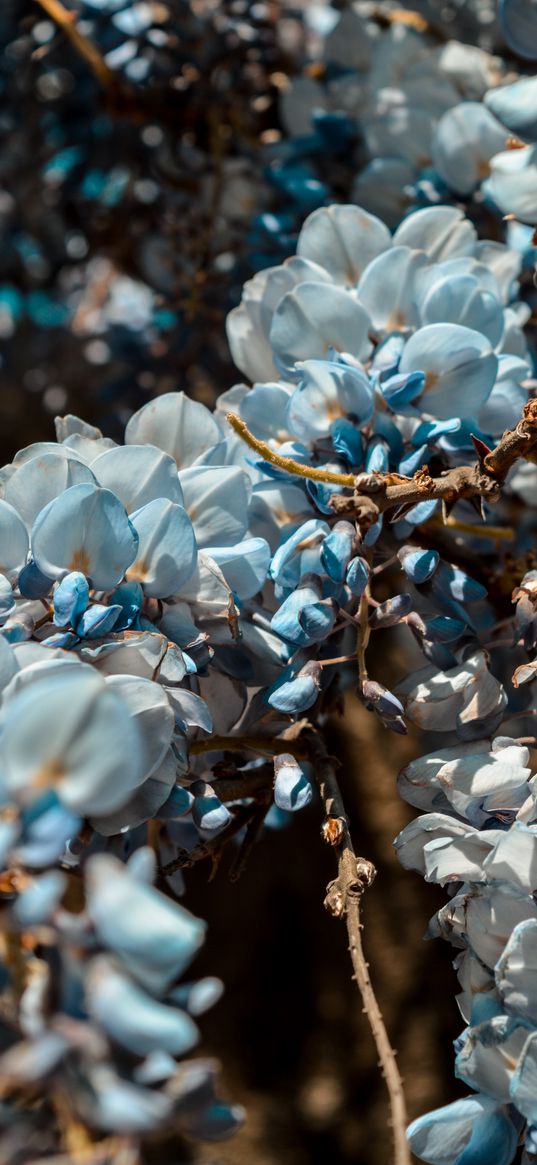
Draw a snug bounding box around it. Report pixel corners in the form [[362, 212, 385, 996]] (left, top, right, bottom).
[[407, 1094, 518, 1165]]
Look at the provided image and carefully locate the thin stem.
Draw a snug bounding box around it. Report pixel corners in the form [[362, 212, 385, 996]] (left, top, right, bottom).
[[307, 731, 410, 1165], [372, 553, 400, 576], [435, 515, 515, 542], [160, 803, 254, 877], [34, 0, 119, 90], [357, 589, 371, 686], [211, 766, 273, 802], [229, 796, 272, 882], [319, 654, 361, 668], [226, 413, 355, 486], [190, 734, 310, 758], [52, 1089, 93, 1156]]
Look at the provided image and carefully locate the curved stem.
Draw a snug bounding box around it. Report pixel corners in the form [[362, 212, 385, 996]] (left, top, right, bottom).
[[226, 413, 355, 486], [190, 734, 310, 758], [308, 731, 410, 1165]]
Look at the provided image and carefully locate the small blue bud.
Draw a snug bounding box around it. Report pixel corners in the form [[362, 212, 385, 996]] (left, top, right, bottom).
[[398, 547, 439, 585], [273, 754, 313, 812], [53, 572, 90, 628]]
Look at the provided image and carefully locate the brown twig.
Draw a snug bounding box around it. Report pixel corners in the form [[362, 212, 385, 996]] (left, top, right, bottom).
[[226, 413, 355, 486], [210, 768, 273, 802], [307, 730, 411, 1165], [160, 802, 255, 877], [34, 0, 120, 91], [228, 795, 272, 882], [189, 734, 310, 759]]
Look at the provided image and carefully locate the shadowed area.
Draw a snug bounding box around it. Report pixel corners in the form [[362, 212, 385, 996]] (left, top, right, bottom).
[[184, 693, 463, 1165]]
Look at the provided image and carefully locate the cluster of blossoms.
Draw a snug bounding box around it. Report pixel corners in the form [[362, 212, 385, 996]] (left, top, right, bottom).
[[0, 848, 243, 1157], [271, 0, 537, 232], [5, 0, 537, 465], [1, 194, 537, 1155], [225, 201, 537, 1158], [228, 201, 531, 488], [396, 573, 537, 1164]]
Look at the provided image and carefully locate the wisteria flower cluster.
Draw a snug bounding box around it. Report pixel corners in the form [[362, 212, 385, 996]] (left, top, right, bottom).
[[273, 1, 537, 231], [0, 848, 243, 1157], [224, 200, 537, 1160], [2, 191, 537, 1159]]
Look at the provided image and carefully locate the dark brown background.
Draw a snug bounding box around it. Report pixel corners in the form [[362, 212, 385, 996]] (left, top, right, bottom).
[[186, 695, 462, 1165]]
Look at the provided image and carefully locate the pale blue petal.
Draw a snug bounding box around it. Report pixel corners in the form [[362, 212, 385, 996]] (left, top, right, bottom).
[[53, 571, 89, 628], [192, 785, 232, 837], [75, 602, 122, 639], [0, 500, 30, 574], [4, 452, 96, 529], [165, 689, 213, 735], [85, 853, 206, 994], [408, 1093, 518, 1165], [1, 668, 145, 815], [0, 574, 15, 621], [266, 661, 321, 713], [269, 282, 372, 369], [92, 444, 183, 512], [399, 547, 439, 584], [13, 871, 66, 926], [346, 556, 370, 597], [496, 920, 537, 1025], [82, 1070, 173, 1133], [483, 147, 537, 226], [206, 538, 271, 600], [270, 519, 330, 588], [87, 957, 199, 1056], [287, 358, 373, 441], [419, 274, 504, 348], [485, 77, 537, 142], [179, 466, 249, 549], [91, 750, 177, 835], [171, 977, 224, 1016], [478, 356, 530, 437], [358, 246, 427, 333], [274, 754, 313, 812], [239, 382, 292, 442], [432, 103, 509, 196], [125, 392, 221, 468], [128, 499, 197, 598], [296, 204, 391, 286], [511, 1032, 537, 1125], [32, 484, 138, 590], [393, 207, 477, 261], [105, 674, 175, 781], [399, 325, 497, 420]]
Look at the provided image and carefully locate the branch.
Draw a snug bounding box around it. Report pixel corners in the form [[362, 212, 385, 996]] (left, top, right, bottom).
[[34, 0, 121, 91], [226, 413, 355, 486], [307, 730, 411, 1165], [190, 734, 310, 759], [228, 399, 537, 528], [160, 802, 254, 877]]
